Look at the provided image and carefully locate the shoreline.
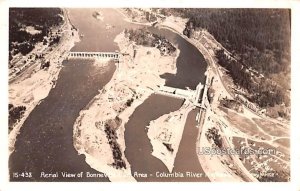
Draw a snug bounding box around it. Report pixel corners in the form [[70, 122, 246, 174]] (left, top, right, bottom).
[[72, 55, 138, 182], [8, 8, 290, 182], [8, 9, 80, 155], [156, 14, 257, 182], [119, 9, 256, 182], [147, 100, 193, 173], [115, 8, 157, 27], [72, 31, 179, 181]]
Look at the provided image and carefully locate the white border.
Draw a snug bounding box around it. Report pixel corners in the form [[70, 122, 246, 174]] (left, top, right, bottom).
[[1, 0, 299, 191]]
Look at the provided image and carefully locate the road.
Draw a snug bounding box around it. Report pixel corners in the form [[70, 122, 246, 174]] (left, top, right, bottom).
[[164, 21, 260, 182], [9, 8, 69, 84]]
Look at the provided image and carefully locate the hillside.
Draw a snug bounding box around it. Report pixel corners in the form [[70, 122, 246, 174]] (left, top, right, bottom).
[[162, 8, 290, 118], [9, 8, 63, 64], [183, 9, 290, 76]]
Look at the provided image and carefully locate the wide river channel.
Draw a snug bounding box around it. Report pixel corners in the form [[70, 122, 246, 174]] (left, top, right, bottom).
[[9, 8, 209, 182]]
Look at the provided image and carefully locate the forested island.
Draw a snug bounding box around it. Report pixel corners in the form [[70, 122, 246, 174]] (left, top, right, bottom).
[[124, 28, 176, 56]]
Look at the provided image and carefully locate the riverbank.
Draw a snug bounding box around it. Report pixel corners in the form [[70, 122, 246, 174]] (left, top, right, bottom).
[[72, 31, 180, 181], [160, 14, 291, 181], [115, 8, 157, 26], [147, 100, 193, 172], [156, 13, 260, 182], [119, 9, 222, 180], [8, 10, 80, 155]]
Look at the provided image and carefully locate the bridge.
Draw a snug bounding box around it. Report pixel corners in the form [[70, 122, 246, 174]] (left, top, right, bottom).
[[68, 51, 120, 60]]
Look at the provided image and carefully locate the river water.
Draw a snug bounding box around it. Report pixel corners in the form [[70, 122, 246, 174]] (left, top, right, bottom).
[[9, 60, 115, 181], [9, 8, 208, 182]]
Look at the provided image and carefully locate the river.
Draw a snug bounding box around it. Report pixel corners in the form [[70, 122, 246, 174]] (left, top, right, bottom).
[[9, 8, 208, 182]]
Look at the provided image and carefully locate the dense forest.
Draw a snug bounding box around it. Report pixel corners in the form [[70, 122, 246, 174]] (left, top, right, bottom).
[[9, 8, 63, 58], [8, 104, 26, 132], [165, 9, 290, 115], [216, 49, 287, 109], [178, 9, 290, 77]]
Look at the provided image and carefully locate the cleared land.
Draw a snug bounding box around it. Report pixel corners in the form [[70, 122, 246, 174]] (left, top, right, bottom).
[[224, 110, 271, 140], [252, 118, 289, 137]]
